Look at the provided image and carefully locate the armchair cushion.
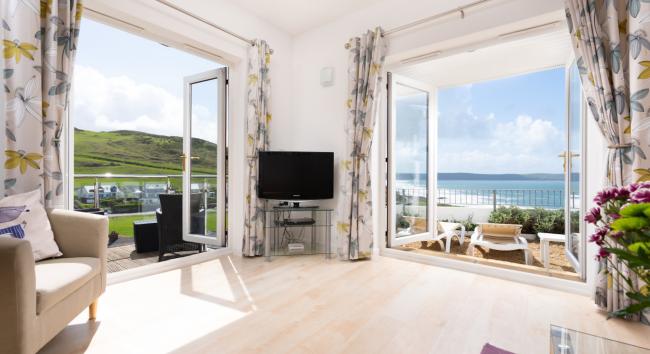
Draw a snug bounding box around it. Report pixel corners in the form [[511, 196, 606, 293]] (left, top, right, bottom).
[[0, 189, 61, 261], [35, 257, 100, 315]]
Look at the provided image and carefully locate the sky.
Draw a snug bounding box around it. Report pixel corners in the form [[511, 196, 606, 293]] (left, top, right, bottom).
[[395, 67, 568, 175], [73, 18, 222, 143], [75, 18, 570, 175]]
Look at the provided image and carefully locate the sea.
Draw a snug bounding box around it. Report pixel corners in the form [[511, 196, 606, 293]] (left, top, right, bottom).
[[395, 175, 579, 209]]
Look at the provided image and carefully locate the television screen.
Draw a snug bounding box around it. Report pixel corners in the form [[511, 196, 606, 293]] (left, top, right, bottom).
[[258, 151, 334, 200]]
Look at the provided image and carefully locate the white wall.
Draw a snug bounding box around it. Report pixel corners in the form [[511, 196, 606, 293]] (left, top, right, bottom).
[[437, 206, 493, 224], [82, 0, 294, 255]]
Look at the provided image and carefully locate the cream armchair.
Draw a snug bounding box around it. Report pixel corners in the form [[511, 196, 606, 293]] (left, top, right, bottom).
[[0, 209, 108, 354]]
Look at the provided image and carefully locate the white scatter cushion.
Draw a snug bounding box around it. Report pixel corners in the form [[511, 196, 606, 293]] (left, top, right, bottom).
[[0, 189, 61, 261]]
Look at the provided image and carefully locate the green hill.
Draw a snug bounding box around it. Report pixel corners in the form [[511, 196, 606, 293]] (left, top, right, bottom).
[[74, 128, 217, 175]]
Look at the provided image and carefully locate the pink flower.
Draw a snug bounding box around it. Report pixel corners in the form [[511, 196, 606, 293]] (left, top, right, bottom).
[[615, 186, 631, 199], [588, 226, 609, 246], [596, 247, 610, 261], [631, 188, 650, 203], [594, 187, 618, 206], [584, 207, 601, 224], [629, 182, 650, 192], [610, 231, 623, 239], [589, 233, 604, 245]]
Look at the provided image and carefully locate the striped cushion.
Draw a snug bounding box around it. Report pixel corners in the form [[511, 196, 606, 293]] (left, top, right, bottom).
[[0, 224, 25, 239], [0, 190, 61, 260]]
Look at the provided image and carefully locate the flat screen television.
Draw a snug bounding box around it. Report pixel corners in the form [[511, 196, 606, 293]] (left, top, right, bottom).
[[258, 151, 334, 200]]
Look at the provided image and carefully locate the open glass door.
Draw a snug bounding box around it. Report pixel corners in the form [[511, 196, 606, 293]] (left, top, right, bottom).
[[182, 68, 228, 247], [387, 73, 437, 247], [564, 61, 585, 277]]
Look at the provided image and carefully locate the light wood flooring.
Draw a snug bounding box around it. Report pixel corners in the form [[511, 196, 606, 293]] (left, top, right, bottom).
[[39, 254, 650, 354]]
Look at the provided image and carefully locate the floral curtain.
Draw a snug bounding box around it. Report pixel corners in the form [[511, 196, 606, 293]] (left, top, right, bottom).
[[336, 28, 386, 261], [243, 39, 271, 257], [2, 0, 82, 208], [565, 0, 650, 320]]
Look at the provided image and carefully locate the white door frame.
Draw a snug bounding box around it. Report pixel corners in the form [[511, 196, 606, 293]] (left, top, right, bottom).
[[563, 57, 587, 280], [182, 67, 228, 246], [378, 65, 590, 295], [386, 72, 438, 247]]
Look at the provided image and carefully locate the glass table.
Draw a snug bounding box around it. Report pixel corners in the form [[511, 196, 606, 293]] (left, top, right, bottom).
[[550, 325, 650, 353]]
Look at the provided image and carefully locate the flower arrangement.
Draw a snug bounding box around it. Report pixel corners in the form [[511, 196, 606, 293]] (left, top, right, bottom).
[[586, 182, 650, 318]]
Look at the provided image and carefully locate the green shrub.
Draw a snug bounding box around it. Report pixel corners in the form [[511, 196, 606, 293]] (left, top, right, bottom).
[[396, 214, 410, 229], [111, 203, 142, 214], [441, 215, 477, 231], [488, 206, 565, 234]]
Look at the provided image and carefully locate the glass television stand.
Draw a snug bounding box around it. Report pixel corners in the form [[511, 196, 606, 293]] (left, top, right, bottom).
[[263, 207, 333, 261]]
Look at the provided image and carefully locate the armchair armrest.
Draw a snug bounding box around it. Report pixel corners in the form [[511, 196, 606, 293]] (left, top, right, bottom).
[[0, 238, 36, 354], [47, 209, 108, 260]]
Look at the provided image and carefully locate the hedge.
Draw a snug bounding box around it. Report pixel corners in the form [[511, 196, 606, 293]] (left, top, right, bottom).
[[487, 206, 572, 234]]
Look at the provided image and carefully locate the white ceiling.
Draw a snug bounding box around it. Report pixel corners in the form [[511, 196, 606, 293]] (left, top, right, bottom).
[[394, 29, 572, 87], [222, 0, 384, 34]]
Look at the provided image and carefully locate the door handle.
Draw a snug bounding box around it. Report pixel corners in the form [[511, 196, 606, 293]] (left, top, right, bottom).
[[180, 155, 200, 172], [558, 152, 580, 173], [558, 152, 567, 173]]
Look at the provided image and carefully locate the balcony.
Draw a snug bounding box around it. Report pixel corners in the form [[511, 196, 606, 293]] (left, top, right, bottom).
[[75, 174, 219, 272], [394, 187, 580, 278]]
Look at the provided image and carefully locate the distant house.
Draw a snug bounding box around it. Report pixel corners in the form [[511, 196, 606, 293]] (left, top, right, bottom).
[[76, 184, 124, 204], [141, 183, 169, 212]]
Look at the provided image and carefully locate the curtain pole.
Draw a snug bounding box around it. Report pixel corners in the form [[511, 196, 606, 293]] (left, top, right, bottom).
[[126, 0, 275, 54], [343, 0, 491, 49]]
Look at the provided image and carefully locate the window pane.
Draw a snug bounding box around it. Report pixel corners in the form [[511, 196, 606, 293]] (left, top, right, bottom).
[[394, 83, 429, 237], [567, 63, 582, 262], [189, 78, 219, 238]]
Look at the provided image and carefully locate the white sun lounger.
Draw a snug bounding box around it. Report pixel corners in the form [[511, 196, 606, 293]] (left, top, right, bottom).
[[468, 223, 531, 265]]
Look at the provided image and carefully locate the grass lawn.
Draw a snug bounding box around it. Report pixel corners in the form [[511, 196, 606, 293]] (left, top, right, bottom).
[[108, 213, 156, 237], [109, 210, 219, 237]]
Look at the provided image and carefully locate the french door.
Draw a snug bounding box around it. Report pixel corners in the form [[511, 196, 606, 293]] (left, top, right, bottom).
[[563, 61, 585, 277], [386, 63, 586, 280], [387, 73, 437, 247], [182, 67, 228, 247]]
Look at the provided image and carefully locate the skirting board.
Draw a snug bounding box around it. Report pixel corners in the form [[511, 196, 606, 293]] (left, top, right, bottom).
[[108, 247, 233, 285], [381, 247, 591, 297]]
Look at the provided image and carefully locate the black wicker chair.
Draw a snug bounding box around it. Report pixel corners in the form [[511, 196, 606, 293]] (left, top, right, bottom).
[[156, 194, 205, 261]]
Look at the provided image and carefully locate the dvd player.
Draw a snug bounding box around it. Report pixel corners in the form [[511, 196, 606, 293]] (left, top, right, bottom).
[[282, 218, 316, 226]]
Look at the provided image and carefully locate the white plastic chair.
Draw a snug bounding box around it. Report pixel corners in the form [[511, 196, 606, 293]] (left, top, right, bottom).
[[437, 221, 466, 253]]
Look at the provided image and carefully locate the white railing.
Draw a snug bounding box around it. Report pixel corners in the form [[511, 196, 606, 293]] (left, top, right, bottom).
[[396, 187, 577, 210], [74, 174, 218, 214]]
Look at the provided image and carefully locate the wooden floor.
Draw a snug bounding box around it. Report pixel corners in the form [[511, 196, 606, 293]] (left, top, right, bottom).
[[107, 238, 200, 273], [40, 254, 650, 354], [106, 238, 159, 273]]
